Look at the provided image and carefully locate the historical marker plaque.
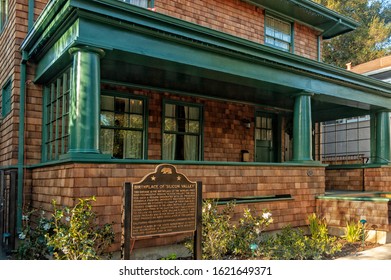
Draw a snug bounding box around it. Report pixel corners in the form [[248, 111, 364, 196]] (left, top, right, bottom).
[[123, 164, 202, 259]]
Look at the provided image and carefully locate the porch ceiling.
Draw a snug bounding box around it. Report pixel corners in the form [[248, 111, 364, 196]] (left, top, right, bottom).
[[21, 0, 391, 122]]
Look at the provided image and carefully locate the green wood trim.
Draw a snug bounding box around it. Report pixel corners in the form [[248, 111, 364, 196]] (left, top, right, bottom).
[[27, 157, 327, 170], [316, 195, 390, 203], [326, 164, 385, 169], [216, 194, 294, 205]]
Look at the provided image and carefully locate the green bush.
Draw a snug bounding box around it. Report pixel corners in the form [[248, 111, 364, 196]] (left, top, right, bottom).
[[16, 209, 52, 260], [259, 214, 342, 260], [186, 200, 273, 259], [343, 220, 366, 243], [16, 196, 114, 260], [46, 197, 115, 260], [230, 208, 273, 257]]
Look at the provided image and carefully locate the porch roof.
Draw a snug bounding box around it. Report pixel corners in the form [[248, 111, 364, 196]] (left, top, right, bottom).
[[21, 0, 391, 122]]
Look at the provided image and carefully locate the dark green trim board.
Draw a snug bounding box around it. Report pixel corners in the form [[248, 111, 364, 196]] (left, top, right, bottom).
[[28, 0, 35, 31]]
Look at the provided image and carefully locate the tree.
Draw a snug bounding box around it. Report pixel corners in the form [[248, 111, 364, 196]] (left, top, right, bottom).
[[313, 0, 391, 68]]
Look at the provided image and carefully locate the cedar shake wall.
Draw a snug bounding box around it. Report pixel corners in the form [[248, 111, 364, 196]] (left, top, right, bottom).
[[326, 167, 391, 192], [30, 163, 325, 251], [0, 0, 18, 166], [317, 199, 391, 232], [155, 0, 321, 60]]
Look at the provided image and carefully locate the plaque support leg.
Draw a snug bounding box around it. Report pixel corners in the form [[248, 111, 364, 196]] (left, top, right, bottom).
[[194, 181, 203, 260], [123, 182, 132, 260]]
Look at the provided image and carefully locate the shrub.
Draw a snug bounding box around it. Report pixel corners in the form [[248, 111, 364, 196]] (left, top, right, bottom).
[[46, 197, 115, 260], [186, 200, 273, 259], [16, 196, 114, 260], [16, 209, 52, 260], [343, 220, 366, 243], [230, 208, 273, 257]]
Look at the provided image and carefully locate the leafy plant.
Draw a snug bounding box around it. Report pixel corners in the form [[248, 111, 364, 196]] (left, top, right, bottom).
[[343, 220, 366, 243], [46, 196, 115, 260], [230, 208, 273, 257], [16, 209, 52, 260], [16, 196, 115, 260]]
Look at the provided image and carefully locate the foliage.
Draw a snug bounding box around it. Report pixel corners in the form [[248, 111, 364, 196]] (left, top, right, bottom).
[[185, 200, 273, 259], [343, 220, 366, 243], [46, 197, 115, 260], [159, 253, 177, 260], [230, 208, 273, 257], [259, 214, 341, 260], [313, 0, 391, 68], [16, 209, 52, 260], [261, 223, 341, 260], [16, 196, 114, 260]]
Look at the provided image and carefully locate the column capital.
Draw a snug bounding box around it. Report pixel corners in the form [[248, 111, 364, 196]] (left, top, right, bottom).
[[291, 91, 314, 98], [69, 46, 105, 58]]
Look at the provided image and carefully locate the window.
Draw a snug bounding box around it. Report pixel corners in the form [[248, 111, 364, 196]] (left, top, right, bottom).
[[1, 79, 11, 118], [0, 0, 8, 32], [265, 15, 292, 52], [163, 102, 202, 161], [44, 68, 71, 161], [119, 0, 153, 8], [100, 94, 146, 159]]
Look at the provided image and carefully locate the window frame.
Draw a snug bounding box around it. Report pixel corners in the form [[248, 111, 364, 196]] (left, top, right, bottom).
[[264, 12, 294, 53], [99, 91, 148, 160], [1, 79, 11, 118], [119, 0, 154, 8], [162, 100, 203, 161], [0, 0, 8, 33], [42, 67, 72, 162]]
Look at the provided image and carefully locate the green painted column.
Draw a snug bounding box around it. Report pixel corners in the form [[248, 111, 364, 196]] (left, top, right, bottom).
[[68, 46, 104, 155], [292, 92, 313, 162], [375, 111, 391, 164]]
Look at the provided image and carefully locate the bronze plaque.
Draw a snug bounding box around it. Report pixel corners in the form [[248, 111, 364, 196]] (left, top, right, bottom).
[[130, 164, 197, 238]]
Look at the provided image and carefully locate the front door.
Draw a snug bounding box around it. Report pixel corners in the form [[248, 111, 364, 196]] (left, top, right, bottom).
[[255, 113, 276, 162]]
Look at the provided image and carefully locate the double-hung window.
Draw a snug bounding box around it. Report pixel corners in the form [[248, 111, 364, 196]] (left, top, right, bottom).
[[0, 0, 8, 32], [265, 15, 292, 52], [100, 94, 146, 159], [119, 0, 153, 8], [163, 102, 202, 161]]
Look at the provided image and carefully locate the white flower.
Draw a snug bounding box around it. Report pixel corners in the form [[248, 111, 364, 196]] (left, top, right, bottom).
[[262, 212, 272, 220], [19, 232, 26, 240], [65, 216, 71, 222], [22, 215, 29, 221], [43, 223, 50, 231]]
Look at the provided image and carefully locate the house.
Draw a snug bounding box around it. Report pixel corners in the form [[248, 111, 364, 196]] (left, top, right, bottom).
[[2, 0, 391, 258]]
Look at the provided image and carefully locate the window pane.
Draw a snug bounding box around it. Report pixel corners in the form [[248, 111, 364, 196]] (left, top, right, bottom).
[[124, 130, 142, 159], [100, 128, 114, 156], [115, 97, 129, 113], [100, 111, 114, 126], [165, 103, 176, 117], [165, 118, 177, 131], [130, 99, 143, 114], [187, 120, 199, 133], [184, 135, 199, 160], [130, 114, 143, 129], [101, 95, 114, 111], [163, 134, 176, 160]]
